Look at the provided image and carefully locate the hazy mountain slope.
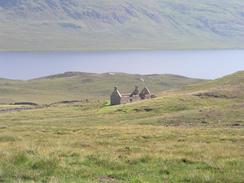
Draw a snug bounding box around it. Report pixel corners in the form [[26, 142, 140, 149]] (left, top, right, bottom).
[[0, 72, 203, 103], [1, 0, 244, 50]]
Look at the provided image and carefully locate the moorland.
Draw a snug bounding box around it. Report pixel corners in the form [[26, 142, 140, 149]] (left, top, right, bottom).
[[0, 71, 243, 182]]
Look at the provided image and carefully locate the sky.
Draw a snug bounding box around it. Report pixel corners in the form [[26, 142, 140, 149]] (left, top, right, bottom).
[[0, 50, 244, 80]]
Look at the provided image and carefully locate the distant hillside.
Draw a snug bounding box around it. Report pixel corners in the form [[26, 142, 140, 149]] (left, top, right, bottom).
[[185, 71, 244, 99], [0, 72, 203, 104], [1, 0, 244, 50]]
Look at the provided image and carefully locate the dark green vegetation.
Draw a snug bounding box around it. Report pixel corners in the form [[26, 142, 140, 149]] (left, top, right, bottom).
[[0, 71, 243, 182], [1, 0, 244, 50], [0, 72, 203, 104]]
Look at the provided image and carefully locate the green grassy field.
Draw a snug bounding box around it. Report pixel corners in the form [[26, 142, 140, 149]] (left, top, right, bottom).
[[0, 71, 243, 182], [0, 72, 202, 104]]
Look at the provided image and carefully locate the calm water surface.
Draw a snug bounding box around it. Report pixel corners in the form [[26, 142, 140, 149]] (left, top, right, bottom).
[[0, 50, 244, 80]]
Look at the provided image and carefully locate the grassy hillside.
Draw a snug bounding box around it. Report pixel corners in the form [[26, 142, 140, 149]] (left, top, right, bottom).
[[0, 71, 243, 182], [184, 70, 244, 99], [101, 71, 244, 127], [0, 72, 203, 104], [1, 0, 244, 50]]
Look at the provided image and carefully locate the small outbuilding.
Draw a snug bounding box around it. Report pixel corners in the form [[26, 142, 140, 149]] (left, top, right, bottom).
[[139, 87, 151, 99]]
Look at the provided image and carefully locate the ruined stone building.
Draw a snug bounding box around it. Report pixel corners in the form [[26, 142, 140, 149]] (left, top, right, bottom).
[[110, 86, 153, 105]]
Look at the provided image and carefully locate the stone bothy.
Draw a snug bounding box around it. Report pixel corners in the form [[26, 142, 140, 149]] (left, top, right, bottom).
[[110, 86, 152, 105]]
